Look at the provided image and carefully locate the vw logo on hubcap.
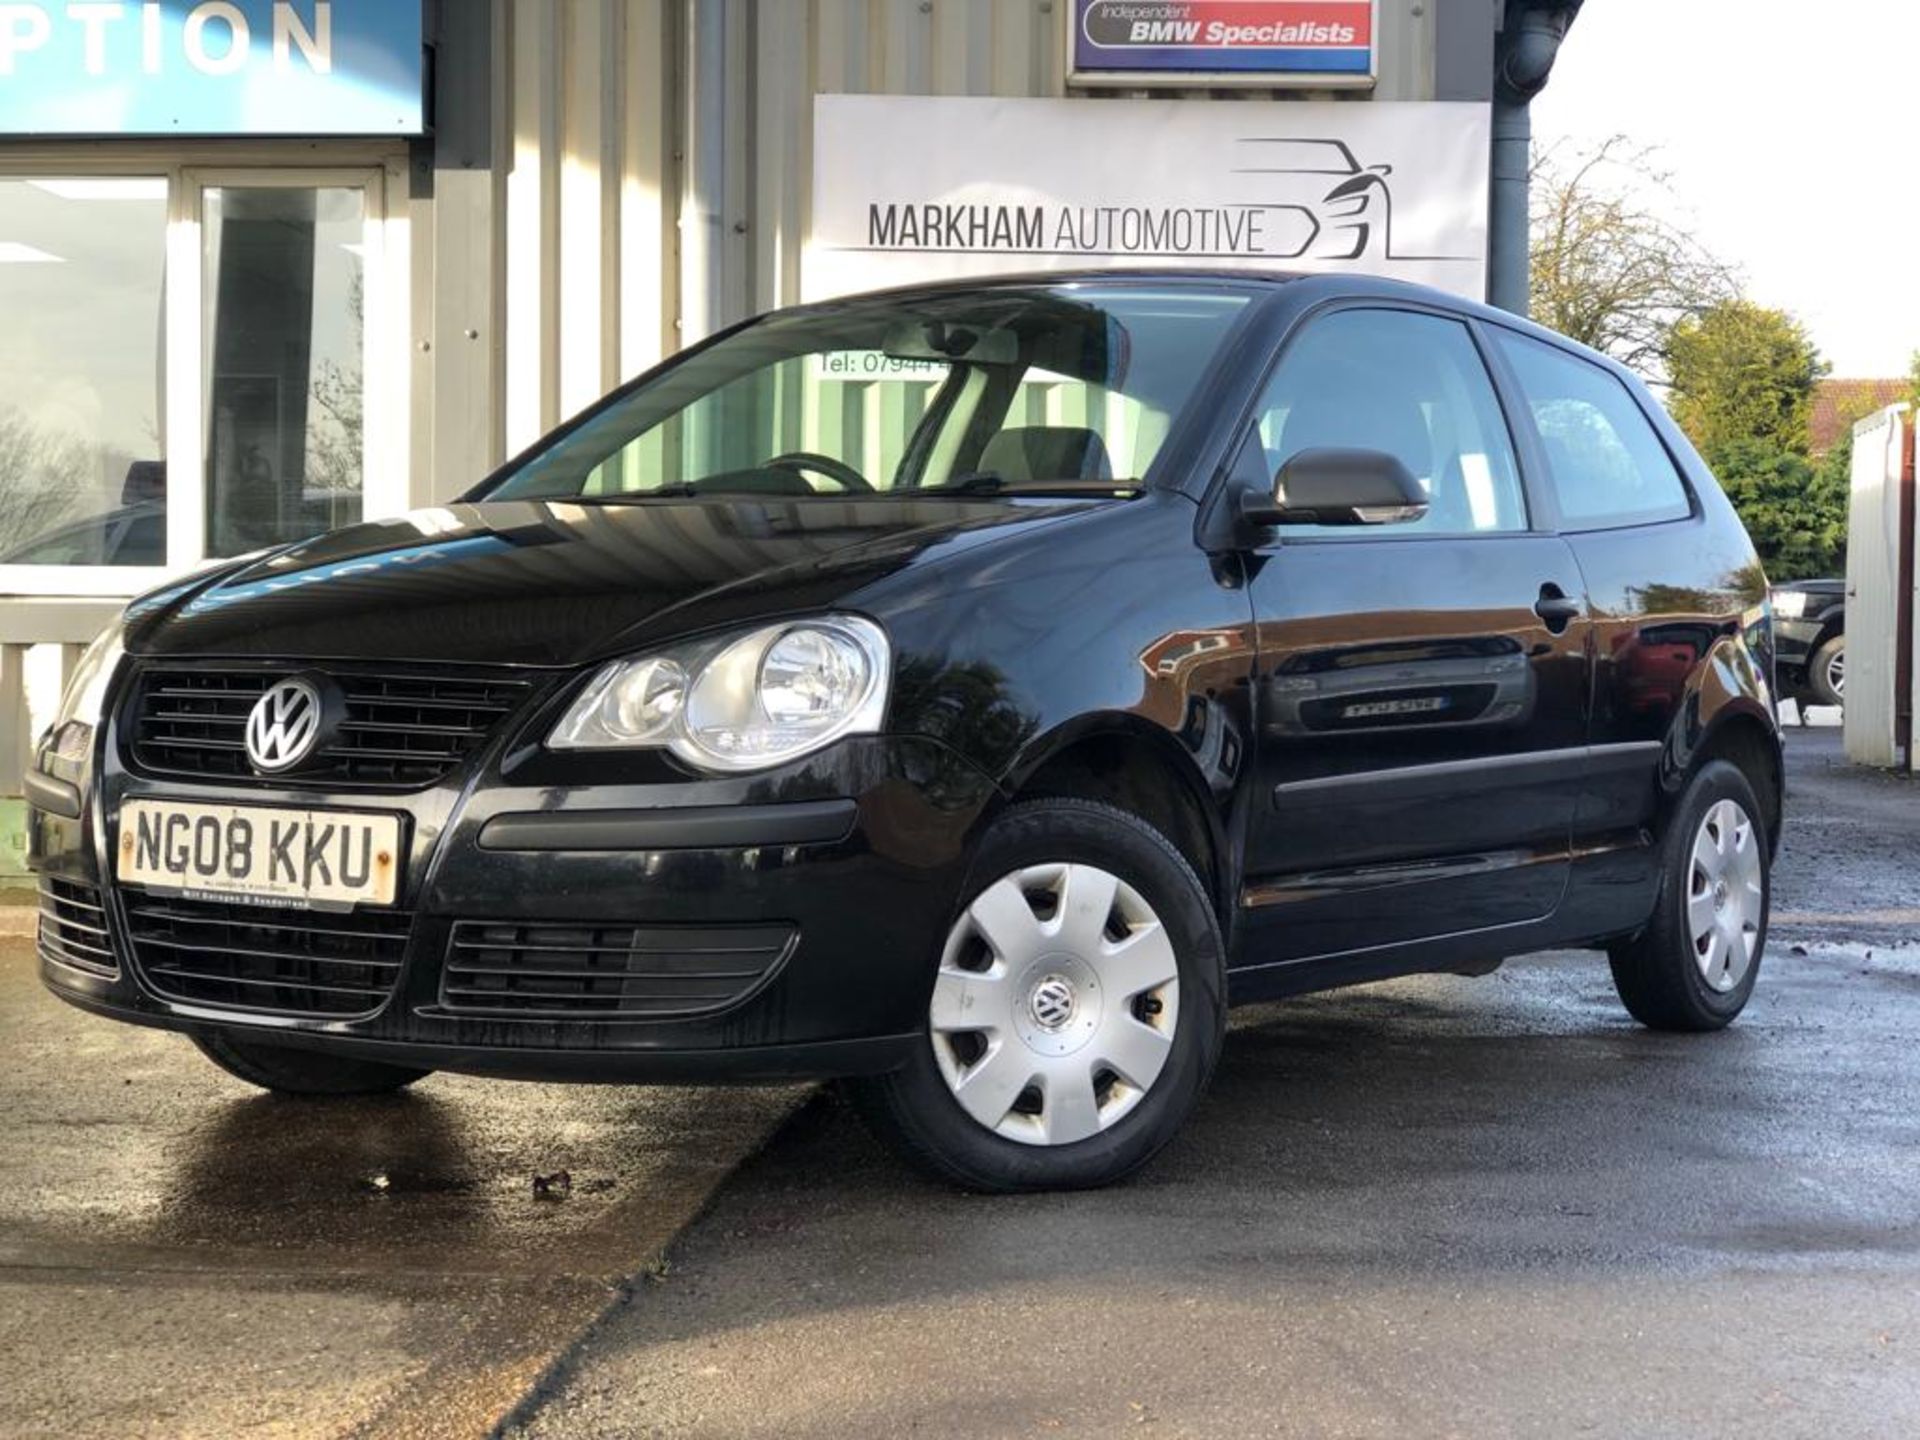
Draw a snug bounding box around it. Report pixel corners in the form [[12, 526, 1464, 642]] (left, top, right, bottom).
[[1029, 974, 1077, 1031], [245, 677, 325, 773]]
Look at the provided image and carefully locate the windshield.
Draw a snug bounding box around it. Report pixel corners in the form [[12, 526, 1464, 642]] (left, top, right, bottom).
[[479, 284, 1255, 502]]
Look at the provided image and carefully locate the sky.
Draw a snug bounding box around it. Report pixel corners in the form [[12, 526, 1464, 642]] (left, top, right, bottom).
[[1533, 0, 1920, 378]]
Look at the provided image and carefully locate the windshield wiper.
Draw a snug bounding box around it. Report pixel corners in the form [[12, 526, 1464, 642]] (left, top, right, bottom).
[[928, 471, 1143, 497], [556, 484, 705, 504]]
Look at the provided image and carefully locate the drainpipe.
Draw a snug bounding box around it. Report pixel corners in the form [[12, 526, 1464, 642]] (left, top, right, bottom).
[[680, 0, 728, 344], [1489, 0, 1582, 316]]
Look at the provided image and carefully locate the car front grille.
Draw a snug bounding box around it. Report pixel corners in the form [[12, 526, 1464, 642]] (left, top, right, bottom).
[[440, 921, 795, 1021], [126, 665, 532, 790], [122, 891, 412, 1018], [38, 878, 117, 978]]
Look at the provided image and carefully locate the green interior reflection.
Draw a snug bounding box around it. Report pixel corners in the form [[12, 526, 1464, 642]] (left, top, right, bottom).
[[481, 284, 1255, 502]]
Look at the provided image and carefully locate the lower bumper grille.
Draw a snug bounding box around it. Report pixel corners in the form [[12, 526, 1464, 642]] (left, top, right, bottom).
[[122, 891, 412, 1018], [441, 921, 795, 1020], [38, 879, 117, 978]]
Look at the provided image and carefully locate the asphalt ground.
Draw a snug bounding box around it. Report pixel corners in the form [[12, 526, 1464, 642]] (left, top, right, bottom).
[[0, 941, 800, 1438], [5, 724, 1916, 1438], [507, 725, 1920, 1439]]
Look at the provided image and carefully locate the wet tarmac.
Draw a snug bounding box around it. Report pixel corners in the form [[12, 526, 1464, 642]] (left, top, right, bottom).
[[510, 728, 1920, 1439], [6, 726, 1917, 1438], [0, 944, 799, 1438]]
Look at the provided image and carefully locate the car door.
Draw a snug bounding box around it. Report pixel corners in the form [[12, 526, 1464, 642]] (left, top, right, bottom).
[[1233, 305, 1595, 966], [1484, 325, 1759, 921]]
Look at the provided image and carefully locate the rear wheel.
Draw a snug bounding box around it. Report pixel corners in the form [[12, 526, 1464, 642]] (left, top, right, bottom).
[[193, 1031, 432, 1096], [1809, 635, 1846, 708], [847, 798, 1225, 1192], [1608, 760, 1769, 1032]]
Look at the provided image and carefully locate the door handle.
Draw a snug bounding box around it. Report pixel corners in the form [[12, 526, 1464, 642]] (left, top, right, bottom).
[[1534, 584, 1582, 633]]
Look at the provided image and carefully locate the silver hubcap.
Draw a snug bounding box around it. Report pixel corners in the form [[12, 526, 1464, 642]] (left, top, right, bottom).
[[929, 862, 1180, 1147], [1687, 798, 1764, 993], [1827, 650, 1845, 698]]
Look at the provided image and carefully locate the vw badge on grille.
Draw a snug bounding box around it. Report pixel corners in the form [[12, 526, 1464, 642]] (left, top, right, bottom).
[[245, 677, 324, 773]]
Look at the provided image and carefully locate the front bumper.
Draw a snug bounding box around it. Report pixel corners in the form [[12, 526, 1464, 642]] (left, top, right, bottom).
[[31, 729, 1000, 1083]]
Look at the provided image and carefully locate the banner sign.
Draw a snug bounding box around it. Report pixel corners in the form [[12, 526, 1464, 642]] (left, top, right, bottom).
[[1068, 0, 1376, 86], [0, 1, 423, 136], [807, 95, 1491, 303]]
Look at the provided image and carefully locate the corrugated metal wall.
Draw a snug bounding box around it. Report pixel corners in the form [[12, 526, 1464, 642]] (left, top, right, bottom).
[[472, 0, 1436, 482]]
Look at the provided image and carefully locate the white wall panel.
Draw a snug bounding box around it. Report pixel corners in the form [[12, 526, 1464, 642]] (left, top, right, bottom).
[[1844, 406, 1906, 768]]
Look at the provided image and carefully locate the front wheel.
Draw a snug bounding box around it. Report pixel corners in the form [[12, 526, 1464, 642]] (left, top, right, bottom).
[[1608, 760, 1770, 1032], [847, 798, 1226, 1192], [193, 1031, 432, 1096]]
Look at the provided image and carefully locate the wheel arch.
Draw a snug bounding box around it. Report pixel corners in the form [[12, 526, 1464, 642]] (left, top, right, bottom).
[[1647, 630, 1784, 854], [1694, 711, 1783, 849], [991, 716, 1236, 929]]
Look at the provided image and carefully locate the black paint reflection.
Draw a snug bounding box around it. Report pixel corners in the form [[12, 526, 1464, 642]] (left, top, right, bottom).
[[1263, 634, 1535, 738]]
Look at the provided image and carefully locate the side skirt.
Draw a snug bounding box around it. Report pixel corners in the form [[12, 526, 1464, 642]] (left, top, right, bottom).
[[1225, 826, 1660, 1005]]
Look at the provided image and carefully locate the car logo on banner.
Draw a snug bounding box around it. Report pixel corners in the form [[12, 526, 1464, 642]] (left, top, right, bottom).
[[805, 96, 1491, 304], [245, 677, 325, 773]]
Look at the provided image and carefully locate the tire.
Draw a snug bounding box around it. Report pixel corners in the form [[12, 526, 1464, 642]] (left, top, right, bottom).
[[193, 1030, 432, 1097], [1608, 760, 1770, 1032], [846, 797, 1226, 1192], [1809, 635, 1846, 708]]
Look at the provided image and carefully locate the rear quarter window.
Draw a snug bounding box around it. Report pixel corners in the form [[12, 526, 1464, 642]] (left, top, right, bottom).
[[1492, 330, 1693, 530]]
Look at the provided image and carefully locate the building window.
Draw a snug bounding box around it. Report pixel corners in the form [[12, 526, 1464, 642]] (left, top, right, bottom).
[[0, 177, 168, 568], [0, 165, 399, 597]]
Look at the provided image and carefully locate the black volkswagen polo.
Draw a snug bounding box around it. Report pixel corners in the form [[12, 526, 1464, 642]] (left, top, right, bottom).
[[30, 272, 1781, 1192]]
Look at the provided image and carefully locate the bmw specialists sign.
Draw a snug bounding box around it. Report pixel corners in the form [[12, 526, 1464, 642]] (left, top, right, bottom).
[[1069, 0, 1376, 87], [807, 96, 1490, 302]]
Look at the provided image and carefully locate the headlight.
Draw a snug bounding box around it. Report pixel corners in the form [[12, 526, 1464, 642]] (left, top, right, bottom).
[[1770, 589, 1809, 619], [43, 617, 126, 764], [548, 615, 890, 771]]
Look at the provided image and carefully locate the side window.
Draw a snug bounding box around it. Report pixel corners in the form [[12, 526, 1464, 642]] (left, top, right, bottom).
[[1247, 310, 1527, 538], [1492, 331, 1693, 529]]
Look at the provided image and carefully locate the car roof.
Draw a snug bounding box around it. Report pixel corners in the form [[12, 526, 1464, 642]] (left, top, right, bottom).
[[716, 269, 1657, 430], [792, 268, 1614, 361]]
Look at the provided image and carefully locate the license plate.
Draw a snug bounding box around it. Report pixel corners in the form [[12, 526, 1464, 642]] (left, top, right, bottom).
[[116, 799, 403, 909], [1344, 695, 1451, 720]]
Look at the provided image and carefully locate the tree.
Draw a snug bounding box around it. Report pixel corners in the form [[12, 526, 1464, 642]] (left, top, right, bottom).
[[305, 273, 364, 496], [0, 406, 92, 555], [1707, 437, 1847, 581], [1530, 138, 1738, 379], [1667, 301, 1827, 456]]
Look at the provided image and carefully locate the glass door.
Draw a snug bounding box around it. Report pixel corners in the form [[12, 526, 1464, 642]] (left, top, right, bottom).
[[182, 168, 402, 565]]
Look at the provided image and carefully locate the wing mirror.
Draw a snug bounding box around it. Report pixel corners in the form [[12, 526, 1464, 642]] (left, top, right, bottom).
[[1242, 448, 1431, 528]]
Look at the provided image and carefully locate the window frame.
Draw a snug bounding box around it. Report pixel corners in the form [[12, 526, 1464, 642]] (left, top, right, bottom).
[[1227, 298, 1546, 547], [0, 147, 409, 599], [1478, 319, 1701, 536]]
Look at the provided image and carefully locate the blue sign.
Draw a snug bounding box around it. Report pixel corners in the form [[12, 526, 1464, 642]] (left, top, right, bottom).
[[0, 1, 423, 136]]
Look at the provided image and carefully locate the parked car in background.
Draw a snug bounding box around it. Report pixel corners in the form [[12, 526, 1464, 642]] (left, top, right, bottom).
[[0, 500, 166, 568], [1773, 578, 1846, 709], [30, 272, 1782, 1192]]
